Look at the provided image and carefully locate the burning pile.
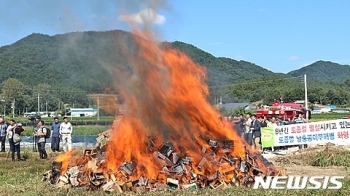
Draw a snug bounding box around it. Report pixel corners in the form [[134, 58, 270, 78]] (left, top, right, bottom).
[[43, 25, 279, 192], [42, 129, 278, 193]]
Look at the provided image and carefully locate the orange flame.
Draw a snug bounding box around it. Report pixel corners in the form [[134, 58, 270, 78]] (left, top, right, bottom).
[[55, 150, 75, 174], [98, 26, 272, 179]]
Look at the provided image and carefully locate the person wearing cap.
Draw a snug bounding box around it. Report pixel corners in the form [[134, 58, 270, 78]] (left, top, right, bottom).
[[12, 122, 25, 161], [51, 117, 61, 152], [60, 117, 73, 152]]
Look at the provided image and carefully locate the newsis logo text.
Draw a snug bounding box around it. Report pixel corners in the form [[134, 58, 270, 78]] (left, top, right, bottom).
[[253, 176, 345, 189]]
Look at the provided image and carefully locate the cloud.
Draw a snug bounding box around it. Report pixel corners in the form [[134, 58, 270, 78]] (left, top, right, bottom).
[[118, 8, 166, 25], [288, 55, 299, 61]]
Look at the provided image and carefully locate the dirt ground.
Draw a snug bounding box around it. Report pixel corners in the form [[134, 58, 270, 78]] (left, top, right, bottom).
[[265, 144, 350, 176], [283, 165, 350, 176]]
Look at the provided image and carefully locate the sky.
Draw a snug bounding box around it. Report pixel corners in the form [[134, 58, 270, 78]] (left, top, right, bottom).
[[0, 0, 350, 73]]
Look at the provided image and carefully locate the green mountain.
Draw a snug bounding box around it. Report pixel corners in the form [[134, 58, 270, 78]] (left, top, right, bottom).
[[0, 30, 136, 92], [0, 29, 350, 113], [0, 31, 280, 93], [288, 60, 350, 82], [170, 41, 281, 86]]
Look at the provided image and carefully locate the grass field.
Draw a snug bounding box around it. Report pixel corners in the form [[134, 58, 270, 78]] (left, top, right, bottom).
[[310, 113, 349, 121], [0, 148, 349, 196]]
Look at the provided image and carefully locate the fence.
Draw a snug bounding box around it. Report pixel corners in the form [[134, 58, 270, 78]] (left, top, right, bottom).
[[18, 135, 98, 149]]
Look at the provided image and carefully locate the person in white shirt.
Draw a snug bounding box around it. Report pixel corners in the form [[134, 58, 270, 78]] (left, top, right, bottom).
[[6, 119, 17, 160], [243, 113, 253, 146], [60, 117, 73, 152], [267, 117, 278, 127]]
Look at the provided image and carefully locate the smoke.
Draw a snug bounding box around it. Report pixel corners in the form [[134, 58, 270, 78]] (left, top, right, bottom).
[[118, 8, 166, 25]]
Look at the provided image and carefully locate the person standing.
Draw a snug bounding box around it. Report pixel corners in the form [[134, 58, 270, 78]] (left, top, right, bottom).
[[33, 116, 41, 152], [33, 116, 41, 133], [0, 118, 7, 152], [259, 116, 268, 153], [12, 122, 25, 161], [51, 117, 61, 152], [238, 114, 246, 139], [267, 117, 278, 127], [243, 113, 253, 146], [34, 120, 48, 159], [267, 117, 278, 151], [293, 113, 307, 149], [250, 114, 262, 152], [259, 116, 268, 127], [60, 117, 73, 152], [6, 119, 17, 161]]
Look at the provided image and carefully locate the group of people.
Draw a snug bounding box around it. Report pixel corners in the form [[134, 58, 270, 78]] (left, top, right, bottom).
[[234, 112, 307, 153], [0, 115, 73, 161]]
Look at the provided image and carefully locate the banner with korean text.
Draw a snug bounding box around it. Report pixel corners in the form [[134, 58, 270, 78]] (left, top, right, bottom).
[[261, 119, 350, 147], [261, 127, 275, 148]]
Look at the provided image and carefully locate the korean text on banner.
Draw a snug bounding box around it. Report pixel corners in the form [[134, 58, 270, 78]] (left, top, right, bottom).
[[273, 119, 350, 147], [261, 127, 275, 148]]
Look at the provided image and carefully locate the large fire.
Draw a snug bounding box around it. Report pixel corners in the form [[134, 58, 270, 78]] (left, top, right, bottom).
[[105, 27, 269, 177], [49, 26, 277, 191]]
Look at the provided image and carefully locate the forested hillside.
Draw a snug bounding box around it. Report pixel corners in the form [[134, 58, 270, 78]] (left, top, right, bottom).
[[0, 30, 350, 116], [209, 76, 350, 106], [288, 61, 350, 82], [169, 41, 281, 86]]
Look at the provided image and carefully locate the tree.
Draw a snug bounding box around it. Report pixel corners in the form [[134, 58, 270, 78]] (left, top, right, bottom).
[[1, 78, 26, 115]]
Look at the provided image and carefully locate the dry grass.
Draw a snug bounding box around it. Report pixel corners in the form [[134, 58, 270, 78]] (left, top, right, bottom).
[[273, 144, 350, 168]]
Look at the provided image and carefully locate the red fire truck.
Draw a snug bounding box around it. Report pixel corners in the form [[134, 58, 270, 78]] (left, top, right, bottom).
[[255, 100, 311, 120]]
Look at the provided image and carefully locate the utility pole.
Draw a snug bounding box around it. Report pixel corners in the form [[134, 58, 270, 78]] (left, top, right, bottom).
[[304, 74, 309, 123], [37, 93, 40, 114], [97, 96, 100, 121], [12, 98, 15, 118], [1, 98, 5, 119]]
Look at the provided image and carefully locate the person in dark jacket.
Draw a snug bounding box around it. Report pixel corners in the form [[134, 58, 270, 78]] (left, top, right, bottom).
[[13, 123, 25, 161], [250, 114, 262, 152], [6, 119, 25, 161], [259, 116, 268, 127], [51, 117, 61, 152]]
